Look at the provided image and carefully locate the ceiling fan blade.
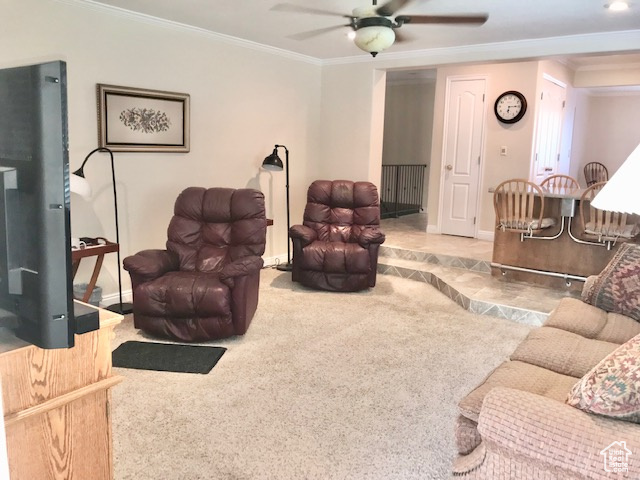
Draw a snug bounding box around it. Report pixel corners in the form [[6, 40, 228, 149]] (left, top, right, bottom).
[[397, 14, 488, 25], [271, 3, 348, 18], [376, 0, 413, 17], [287, 24, 349, 41]]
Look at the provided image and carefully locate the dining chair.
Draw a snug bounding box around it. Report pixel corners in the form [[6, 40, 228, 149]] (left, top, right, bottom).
[[583, 162, 609, 186], [493, 179, 557, 236], [540, 174, 580, 193], [579, 181, 639, 245]]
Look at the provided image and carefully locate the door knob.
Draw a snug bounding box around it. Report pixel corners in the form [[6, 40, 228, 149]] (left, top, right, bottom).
[[446, 164, 453, 171]]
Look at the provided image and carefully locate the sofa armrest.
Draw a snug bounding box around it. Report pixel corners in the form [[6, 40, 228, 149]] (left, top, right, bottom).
[[356, 226, 386, 247], [219, 256, 264, 287], [123, 249, 179, 286], [478, 387, 640, 477], [289, 224, 317, 247]]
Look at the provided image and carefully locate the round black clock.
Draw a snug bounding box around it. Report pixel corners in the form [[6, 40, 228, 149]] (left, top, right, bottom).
[[494, 91, 527, 124]]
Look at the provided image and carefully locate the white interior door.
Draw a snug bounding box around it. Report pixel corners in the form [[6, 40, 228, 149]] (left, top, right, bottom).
[[440, 78, 486, 237], [531, 77, 566, 183]]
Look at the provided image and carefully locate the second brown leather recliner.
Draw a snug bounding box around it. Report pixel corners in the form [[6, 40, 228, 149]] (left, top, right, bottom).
[[289, 180, 385, 292]]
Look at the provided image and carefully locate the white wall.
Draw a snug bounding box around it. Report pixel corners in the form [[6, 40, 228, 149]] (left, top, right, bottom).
[[382, 80, 435, 166], [317, 64, 387, 183], [570, 60, 640, 184], [572, 93, 640, 184], [2, 0, 321, 301]]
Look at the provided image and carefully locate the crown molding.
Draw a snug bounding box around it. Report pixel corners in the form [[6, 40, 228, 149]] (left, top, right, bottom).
[[321, 29, 640, 66], [56, 0, 323, 66], [583, 86, 640, 96]]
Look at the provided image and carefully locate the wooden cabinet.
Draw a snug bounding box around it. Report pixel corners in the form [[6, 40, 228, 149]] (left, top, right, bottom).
[[0, 307, 122, 479]]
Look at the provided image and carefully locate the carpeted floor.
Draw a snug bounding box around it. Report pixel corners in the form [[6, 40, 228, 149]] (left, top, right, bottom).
[[111, 268, 532, 480]]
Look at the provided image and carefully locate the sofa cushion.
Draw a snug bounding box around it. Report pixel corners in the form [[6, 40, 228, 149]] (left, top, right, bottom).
[[566, 333, 640, 423], [581, 243, 640, 322], [458, 360, 578, 422], [510, 327, 619, 378], [545, 297, 640, 344]]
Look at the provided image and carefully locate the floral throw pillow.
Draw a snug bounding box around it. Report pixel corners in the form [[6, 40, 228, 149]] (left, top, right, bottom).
[[566, 333, 640, 422], [581, 243, 640, 322]]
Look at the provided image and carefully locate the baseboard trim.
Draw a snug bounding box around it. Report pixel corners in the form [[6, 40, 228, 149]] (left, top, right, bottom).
[[262, 255, 288, 268], [425, 226, 493, 241], [477, 230, 495, 242], [100, 289, 133, 308]]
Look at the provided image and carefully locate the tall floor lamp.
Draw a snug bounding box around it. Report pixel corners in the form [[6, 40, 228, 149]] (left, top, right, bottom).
[[70, 147, 133, 314], [262, 145, 292, 271]]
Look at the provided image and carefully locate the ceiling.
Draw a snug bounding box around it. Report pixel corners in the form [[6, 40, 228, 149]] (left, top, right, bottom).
[[85, 0, 640, 60]]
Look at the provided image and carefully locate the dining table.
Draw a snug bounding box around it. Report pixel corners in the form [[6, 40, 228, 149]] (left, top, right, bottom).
[[490, 184, 635, 290]]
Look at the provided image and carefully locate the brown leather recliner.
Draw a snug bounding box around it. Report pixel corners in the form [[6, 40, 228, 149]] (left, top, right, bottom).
[[289, 180, 385, 292], [123, 187, 267, 342]]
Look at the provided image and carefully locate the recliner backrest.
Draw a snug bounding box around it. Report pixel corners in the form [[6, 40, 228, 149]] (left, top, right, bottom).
[[166, 187, 266, 272], [303, 180, 380, 242]]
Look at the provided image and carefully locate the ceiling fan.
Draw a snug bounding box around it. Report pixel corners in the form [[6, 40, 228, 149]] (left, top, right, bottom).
[[272, 0, 488, 57]]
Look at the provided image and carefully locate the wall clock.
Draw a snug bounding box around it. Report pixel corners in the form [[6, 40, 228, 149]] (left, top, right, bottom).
[[494, 91, 527, 124]]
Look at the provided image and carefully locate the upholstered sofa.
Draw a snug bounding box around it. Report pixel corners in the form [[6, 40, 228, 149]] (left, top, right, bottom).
[[452, 243, 640, 479]]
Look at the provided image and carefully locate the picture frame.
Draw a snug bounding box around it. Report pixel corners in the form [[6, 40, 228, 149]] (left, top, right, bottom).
[[97, 84, 190, 152]]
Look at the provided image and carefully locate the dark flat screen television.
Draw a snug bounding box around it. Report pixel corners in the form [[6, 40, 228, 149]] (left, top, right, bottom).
[[0, 60, 98, 349]]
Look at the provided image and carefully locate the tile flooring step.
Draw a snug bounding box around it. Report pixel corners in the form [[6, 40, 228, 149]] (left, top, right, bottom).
[[379, 245, 492, 273], [378, 255, 579, 326]]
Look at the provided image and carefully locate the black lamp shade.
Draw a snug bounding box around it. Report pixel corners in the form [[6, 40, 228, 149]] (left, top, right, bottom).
[[262, 149, 284, 171]]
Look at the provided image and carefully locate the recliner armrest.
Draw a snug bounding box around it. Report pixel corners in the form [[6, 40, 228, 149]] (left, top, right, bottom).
[[289, 224, 317, 247], [219, 256, 264, 287], [356, 227, 386, 246], [123, 249, 179, 285]]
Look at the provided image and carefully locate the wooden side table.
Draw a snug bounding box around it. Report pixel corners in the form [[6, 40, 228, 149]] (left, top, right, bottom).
[[71, 239, 119, 303]]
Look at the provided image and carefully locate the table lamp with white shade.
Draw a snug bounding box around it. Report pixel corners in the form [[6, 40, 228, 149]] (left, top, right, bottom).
[[591, 143, 640, 215]]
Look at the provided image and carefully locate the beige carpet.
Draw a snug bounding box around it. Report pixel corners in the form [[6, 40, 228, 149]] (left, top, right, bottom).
[[111, 268, 531, 480]]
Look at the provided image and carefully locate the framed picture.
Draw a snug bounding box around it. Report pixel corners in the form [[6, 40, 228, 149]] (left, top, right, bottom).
[[97, 84, 190, 152]]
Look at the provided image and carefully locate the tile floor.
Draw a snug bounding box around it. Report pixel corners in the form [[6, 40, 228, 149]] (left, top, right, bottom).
[[379, 214, 579, 325]]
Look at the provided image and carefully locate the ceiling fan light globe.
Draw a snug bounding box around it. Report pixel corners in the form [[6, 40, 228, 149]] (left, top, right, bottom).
[[607, 1, 629, 11], [352, 6, 380, 18], [354, 26, 395, 55]]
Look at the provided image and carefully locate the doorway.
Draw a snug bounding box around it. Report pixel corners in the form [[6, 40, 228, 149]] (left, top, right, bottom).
[[531, 75, 567, 183], [381, 69, 436, 222], [439, 76, 486, 237]]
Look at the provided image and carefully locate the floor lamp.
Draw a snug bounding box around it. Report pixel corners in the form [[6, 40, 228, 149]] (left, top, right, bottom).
[[262, 145, 292, 271], [70, 147, 133, 314]]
